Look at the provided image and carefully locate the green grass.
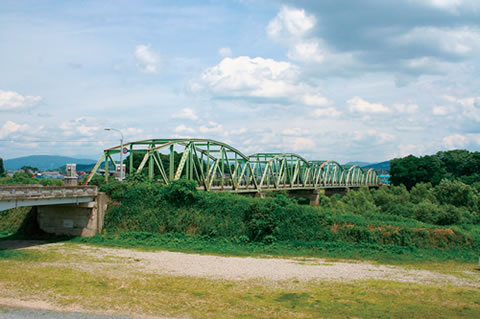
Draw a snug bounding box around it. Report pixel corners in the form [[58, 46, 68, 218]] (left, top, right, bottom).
[[72, 231, 480, 265]]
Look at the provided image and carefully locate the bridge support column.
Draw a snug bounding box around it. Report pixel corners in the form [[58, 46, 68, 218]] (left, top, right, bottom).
[[288, 189, 325, 206], [37, 193, 108, 237], [324, 187, 350, 197], [255, 192, 266, 199]]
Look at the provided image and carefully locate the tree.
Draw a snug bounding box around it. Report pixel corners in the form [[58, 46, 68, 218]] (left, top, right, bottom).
[[21, 165, 38, 173], [0, 157, 5, 176], [390, 150, 480, 188], [390, 154, 446, 189]]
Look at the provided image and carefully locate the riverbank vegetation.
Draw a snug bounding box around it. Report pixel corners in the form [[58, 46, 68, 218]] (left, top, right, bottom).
[[60, 178, 479, 263]]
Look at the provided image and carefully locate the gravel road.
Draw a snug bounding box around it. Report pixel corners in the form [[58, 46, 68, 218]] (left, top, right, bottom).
[[74, 244, 479, 287]]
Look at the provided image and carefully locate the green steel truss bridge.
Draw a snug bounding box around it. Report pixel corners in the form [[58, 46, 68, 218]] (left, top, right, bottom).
[[85, 138, 381, 192]]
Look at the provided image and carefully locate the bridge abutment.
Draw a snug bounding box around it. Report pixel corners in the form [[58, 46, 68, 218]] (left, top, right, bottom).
[[37, 192, 108, 237]]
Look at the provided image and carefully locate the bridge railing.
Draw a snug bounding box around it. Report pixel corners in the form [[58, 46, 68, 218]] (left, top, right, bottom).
[[0, 185, 98, 200]]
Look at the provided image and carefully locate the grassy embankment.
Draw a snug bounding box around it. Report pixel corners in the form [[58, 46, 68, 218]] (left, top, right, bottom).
[[2, 179, 479, 264]]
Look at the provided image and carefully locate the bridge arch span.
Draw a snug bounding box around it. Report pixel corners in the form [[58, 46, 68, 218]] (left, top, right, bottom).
[[86, 138, 382, 191], [87, 138, 258, 191], [247, 153, 312, 190]]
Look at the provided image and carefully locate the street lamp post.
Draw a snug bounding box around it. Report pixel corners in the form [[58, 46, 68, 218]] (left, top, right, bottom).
[[104, 128, 124, 181]]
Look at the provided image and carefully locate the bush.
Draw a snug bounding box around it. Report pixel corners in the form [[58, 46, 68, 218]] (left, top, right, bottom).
[[0, 172, 63, 186], [410, 183, 437, 204], [434, 179, 478, 210]]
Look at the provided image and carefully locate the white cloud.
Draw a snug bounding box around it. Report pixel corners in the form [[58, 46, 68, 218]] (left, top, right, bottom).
[[441, 95, 480, 121], [395, 125, 424, 132], [397, 143, 426, 157], [135, 44, 161, 74], [199, 121, 223, 134], [403, 56, 454, 74], [393, 26, 480, 56], [302, 94, 330, 107], [267, 6, 358, 69], [194, 56, 334, 109], [348, 96, 391, 113], [312, 107, 341, 118], [0, 121, 29, 138], [77, 124, 99, 136], [287, 40, 325, 63], [60, 118, 100, 137], [354, 129, 395, 144], [432, 106, 452, 115], [281, 128, 309, 136], [468, 133, 480, 145], [393, 103, 418, 114], [175, 124, 195, 133], [291, 137, 315, 151], [457, 96, 480, 121], [442, 133, 480, 149], [171, 108, 198, 121], [443, 133, 467, 149], [218, 47, 232, 57], [421, 0, 480, 12], [193, 56, 300, 99], [228, 127, 247, 135], [0, 90, 42, 111], [267, 6, 316, 40], [123, 127, 144, 139]]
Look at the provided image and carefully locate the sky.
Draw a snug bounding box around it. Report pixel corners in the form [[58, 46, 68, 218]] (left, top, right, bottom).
[[1, 0, 480, 163]]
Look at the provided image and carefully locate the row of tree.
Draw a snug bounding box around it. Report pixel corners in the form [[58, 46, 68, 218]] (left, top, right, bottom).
[[390, 150, 480, 189]]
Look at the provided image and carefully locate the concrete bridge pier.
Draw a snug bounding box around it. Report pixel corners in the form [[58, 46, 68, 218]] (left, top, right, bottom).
[[288, 189, 325, 206], [324, 187, 350, 197], [37, 193, 108, 237]]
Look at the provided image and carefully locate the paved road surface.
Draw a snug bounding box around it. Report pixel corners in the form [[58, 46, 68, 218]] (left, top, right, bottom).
[[0, 307, 131, 319]]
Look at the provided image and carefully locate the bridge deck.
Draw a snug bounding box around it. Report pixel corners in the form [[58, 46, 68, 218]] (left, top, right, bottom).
[[0, 185, 98, 211], [205, 183, 375, 193]]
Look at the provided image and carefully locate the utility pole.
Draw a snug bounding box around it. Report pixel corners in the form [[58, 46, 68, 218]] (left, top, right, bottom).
[[104, 128, 124, 181]]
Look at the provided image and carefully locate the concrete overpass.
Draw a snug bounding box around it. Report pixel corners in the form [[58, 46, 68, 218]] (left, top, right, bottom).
[[0, 185, 107, 237]]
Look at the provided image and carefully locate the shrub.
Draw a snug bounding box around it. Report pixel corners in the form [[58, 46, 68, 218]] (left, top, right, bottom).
[[434, 179, 478, 210], [410, 183, 437, 204], [162, 179, 199, 206]]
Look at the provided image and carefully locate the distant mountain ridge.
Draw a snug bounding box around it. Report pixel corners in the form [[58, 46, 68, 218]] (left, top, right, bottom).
[[4, 155, 96, 171], [345, 160, 390, 173], [362, 161, 390, 173], [344, 161, 372, 167]]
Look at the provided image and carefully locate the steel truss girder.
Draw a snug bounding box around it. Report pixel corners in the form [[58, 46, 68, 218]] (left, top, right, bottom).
[[85, 139, 381, 190]]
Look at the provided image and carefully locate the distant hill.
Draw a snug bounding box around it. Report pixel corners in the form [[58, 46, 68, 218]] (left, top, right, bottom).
[[4, 155, 97, 171], [362, 161, 390, 173], [344, 161, 372, 167]]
